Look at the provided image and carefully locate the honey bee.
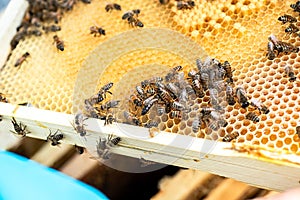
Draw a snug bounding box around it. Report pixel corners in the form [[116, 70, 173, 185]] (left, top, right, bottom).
[[96, 82, 114, 101], [130, 94, 143, 109], [278, 14, 297, 24], [170, 110, 181, 119], [73, 112, 87, 136], [285, 24, 299, 34], [222, 61, 234, 83], [10, 117, 30, 137], [127, 16, 144, 28], [251, 99, 270, 114], [171, 101, 185, 111], [268, 34, 299, 55], [267, 41, 276, 60], [81, 0, 91, 3], [209, 88, 224, 111], [27, 28, 42, 36], [235, 85, 249, 108], [122, 9, 143, 28], [84, 99, 100, 118], [30, 17, 41, 27], [122, 9, 141, 20], [210, 111, 228, 127], [222, 132, 239, 142], [96, 136, 110, 160], [145, 86, 156, 96], [176, 0, 195, 10], [165, 65, 183, 82], [188, 73, 205, 98], [42, 25, 61, 33], [96, 135, 121, 160], [285, 65, 297, 82], [75, 145, 84, 154], [42, 10, 62, 23], [136, 85, 146, 99], [99, 100, 120, 111], [107, 134, 121, 146], [60, 0, 76, 10], [226, 85, 236, 106], [158, 87, 173, 103], [124, 111, 141, 126], [296, 126, 300, 138], [104, 112, 116, 125], [156, 103, 166, 115], [141, 96, 158, 115], [10, 30, 26, 49], [206, 118, 220, 131], [159, 0, 170, 4], [53, 35, 64, 51], [192, 115, 201, 133], [291, 1, 300, 12], [0, 93, 10, 103], [246, 112, 260, 122], [47, 129, 64, 146], [90, 26, 106, 37], [14, 52, 30, 67], [144, 121, 159, 128], [140, 157, 157, 167], [105, 3, 121, 12], [165, 83, 179, 99]]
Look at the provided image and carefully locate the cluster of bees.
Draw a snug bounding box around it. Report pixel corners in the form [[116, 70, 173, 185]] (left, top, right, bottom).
[[266, 34, 299, 60], [11, 0, 91, 50], [159, 0, 196, 10], [265, 2, 299, 82], [8, 115, 85, 154], [9, 0, 92, 68], [266, 1, 300, 60], [113, 57, 269, 142]]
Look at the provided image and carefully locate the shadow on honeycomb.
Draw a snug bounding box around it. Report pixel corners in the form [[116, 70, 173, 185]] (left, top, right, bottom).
[[1, 0, 300, 154]]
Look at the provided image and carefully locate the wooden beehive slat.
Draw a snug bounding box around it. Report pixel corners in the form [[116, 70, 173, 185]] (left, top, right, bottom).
[[1, 102, 300, 191]]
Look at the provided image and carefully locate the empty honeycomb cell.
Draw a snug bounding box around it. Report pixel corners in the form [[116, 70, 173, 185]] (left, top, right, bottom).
[[292, 113, 299, 120], [255, 130, 262, 138], [172, 126, 178, 133], [272, 125, 280, 132], [294, 135, 300, 142], [226, 126, 233, 133], [237, 114, 245, 121], [288, 128, 295, 135], [261, 137, 268, 145], [240, 128, 247, 135], [283, 97, 289, 103], [269, 134, 277, 141], [234, 123, 242, 130], [142, 116, 149, 124], [276, 140, 284, 148], [249, 125, 256, 132], [291, 144, 298, 153], [159, 123, 166, 131], [252, 92, 260, 99], [266, 120, 273, 127], [284, 137, 292, 145], [167, 120, 173, 129]]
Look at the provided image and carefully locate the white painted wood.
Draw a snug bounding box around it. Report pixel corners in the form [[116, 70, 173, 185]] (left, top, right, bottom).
[[0, 102, 300, 191]]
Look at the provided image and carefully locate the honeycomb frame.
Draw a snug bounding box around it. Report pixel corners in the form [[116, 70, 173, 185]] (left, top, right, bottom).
[[1, 0, 300, 155]]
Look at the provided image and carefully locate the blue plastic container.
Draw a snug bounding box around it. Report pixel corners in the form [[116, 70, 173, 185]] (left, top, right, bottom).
[[0, 151, 108, 200]]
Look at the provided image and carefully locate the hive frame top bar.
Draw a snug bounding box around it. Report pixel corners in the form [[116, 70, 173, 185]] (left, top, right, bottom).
[[0, 102, 300, 192]]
